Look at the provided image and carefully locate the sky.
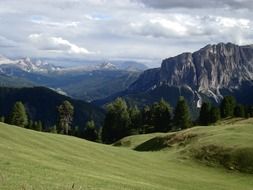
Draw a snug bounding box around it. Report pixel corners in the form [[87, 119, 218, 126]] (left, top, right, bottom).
[[0, 0, 253, 67]]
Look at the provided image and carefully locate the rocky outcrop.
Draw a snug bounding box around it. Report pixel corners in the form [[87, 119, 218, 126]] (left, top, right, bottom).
[[128, 43, 253, 104]]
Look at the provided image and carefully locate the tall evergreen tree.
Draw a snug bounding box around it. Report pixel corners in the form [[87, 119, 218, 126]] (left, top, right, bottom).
[[129, 106, 142, 134], [173, 96, 191, 130], [234, 104, 245, 117], [220, 96, 236, 118], [199, 102, 211, 126], [9, 101, 28, 128], [0, 116, 5, 123], [35, 121, 43, 131], [27, 119, 33, 129], [83, 120, 98, 142], [209, 106, 221, 124], [57, 100, 74, 135], [150, 99, 172, 132], [102, 98, 131, 144], [141, 105, 153, 133]]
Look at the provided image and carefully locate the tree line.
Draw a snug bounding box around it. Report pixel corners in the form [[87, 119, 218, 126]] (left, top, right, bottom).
[[102, 96, 253, 144], [1, 95, 253, 144], [102, 97, 191, 144], [1, 100, 99, 142]]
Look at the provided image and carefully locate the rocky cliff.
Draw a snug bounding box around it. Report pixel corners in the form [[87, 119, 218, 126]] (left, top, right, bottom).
[[129, 43, 253, 105]]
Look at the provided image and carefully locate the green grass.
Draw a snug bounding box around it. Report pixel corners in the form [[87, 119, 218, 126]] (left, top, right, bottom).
[[1, 119, 253, 190]]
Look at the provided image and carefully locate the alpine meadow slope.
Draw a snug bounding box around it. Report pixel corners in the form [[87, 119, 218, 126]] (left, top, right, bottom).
[[1, 119, 253, 190]]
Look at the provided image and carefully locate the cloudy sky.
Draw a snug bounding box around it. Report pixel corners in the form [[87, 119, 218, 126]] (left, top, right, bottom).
[[0, 0, 253, 66]]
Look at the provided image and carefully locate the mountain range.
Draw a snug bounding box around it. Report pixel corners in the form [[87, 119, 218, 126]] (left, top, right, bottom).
[[95, 43, 253, 115], [1, 42, 253, 113], [0, 55, 147, 101]]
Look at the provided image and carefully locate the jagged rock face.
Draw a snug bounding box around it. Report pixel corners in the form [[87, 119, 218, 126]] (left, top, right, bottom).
[[161, 43, 253, 91], [128, 68, 160, 91], [129, 43, 253, 103], [160, 53, 197, 88]]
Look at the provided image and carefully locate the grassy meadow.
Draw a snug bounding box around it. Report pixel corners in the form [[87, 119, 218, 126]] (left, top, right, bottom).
[[0, 118, 253, 189]]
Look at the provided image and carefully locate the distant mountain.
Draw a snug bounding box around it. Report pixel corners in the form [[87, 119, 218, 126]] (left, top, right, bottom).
[[0, 87, 105, 128], [95, 43, 253, 115], [46, 70, 140, 101], [0, 55, 62, 74], [113, 61, 148, 71], [0, 55, 144, 101], [58, 61, 148, 73], [0, 74, 34, 87]]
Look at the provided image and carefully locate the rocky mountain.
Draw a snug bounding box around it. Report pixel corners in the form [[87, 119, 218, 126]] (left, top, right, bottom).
[[0, 56, 62, 74], [0, 55, 141, 101], [59, 61, 148, 74], [96, 43, 253, 113]]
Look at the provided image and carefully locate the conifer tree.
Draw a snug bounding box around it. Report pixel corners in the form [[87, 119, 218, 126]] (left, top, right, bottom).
[[220, 96, 236, 118], [234, 104, 245, 117], [151, 99, 172, 132], [209, 106, 221, 124], [129, 105, 142, 134], [0, 116, 5, 123], [102, 98, 131, 144], [199, 102, 211, 126], [27, 119, 33, 129], [9, 101, 28, 128], [83, 120, 98, 142], [57, 100, 74, 135], [173, 96, 191, 130]]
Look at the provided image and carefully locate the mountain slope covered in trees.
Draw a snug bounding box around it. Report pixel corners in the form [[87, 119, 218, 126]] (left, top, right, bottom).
[[0, 87, 104, 129]]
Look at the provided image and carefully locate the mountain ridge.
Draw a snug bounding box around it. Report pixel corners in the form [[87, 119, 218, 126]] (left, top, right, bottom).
[[127, 42, 253, 105]]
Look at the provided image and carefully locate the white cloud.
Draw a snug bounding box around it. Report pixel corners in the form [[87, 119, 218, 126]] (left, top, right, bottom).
[[128, 14, 252, 44], [28, 34, 94, 55], [31, 19, 80, 28], [0, 0, 253, 65]]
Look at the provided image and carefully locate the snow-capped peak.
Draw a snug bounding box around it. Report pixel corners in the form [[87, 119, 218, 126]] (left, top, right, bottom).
[[0, 55, 62, 73], [97, 62, 117, 70]]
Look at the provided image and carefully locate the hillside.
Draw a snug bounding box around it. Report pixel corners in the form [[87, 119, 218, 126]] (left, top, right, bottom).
[[0, 87, 104, 128], [0, 67, 140, 101], [1, 119, 253, 189]]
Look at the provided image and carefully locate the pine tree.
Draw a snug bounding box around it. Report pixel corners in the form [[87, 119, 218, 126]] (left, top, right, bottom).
[[150, 99, 172, 132], [50, 125, 57, 133], [141, 105, 153, 133], [36, 121, 43, 131], [102, 98, 131, 144], [129, 105, 142, 134], [57, 100, 74, 135], [220, 96, 236, 118], [209, 106, 221, 124], [9, 101, 28, 128], [199, 102, 211, 126], [0, 116, 5, 123], [83, 120, 98, 142], [234, 104, 245, 117], [173, 96, 191, 130], [27, 119, 33, 129]]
